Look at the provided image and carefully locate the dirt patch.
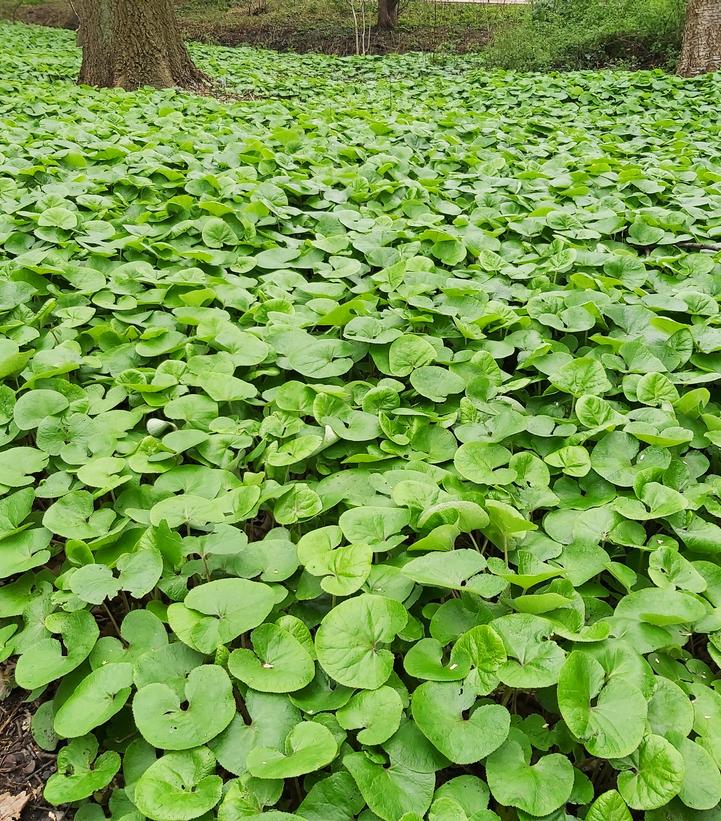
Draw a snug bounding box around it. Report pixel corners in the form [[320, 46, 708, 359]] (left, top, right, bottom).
[[5, 2, 76, 28], [184, 20, 490, 55], [0, 672, 58, 821]]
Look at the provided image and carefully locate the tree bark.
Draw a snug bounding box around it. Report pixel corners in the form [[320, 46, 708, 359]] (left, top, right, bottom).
[[76, 0, 207, 90], [377, 0, 398, 30], [678, 0, 721, 76]]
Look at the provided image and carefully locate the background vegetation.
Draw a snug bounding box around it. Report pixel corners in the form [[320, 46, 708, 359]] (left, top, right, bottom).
[[0, 0, 687, 68]]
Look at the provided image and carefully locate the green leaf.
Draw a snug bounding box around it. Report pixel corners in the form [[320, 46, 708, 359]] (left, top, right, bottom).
[[246, 721, 337, 778], [339, 506, 409, 551], [39, 206, 77, 230], [486, 739, 574, 816], [550, 357, 611, 397], [133, 664, 236, 750], [69, 564, 121, 605], [274, 484, 323, 524], [412, 681, 510, 764], [617, 734, 684, 810], [343, 752, 435, 821], [586, 790, 632, 821], [336, 686, 403, 745], [54, 663, 133, 738], [44, 736, 121, 805], [315, 594, 407, 689], [13, 389, 69, 430], [298, 528, 372, 595], [402, 550, 502, 597], [451, 625, 507, 694], [202, 217, 238, 248], [403, 637, 468, 682], [545, 445, 591, 477], [557, 650, 647, 758], [454, 442, 515, 485], [15, 610, 99, 690], [0, 527, 52, 579], [42, 491, 115, 540], [168, 578, 276, 653], [210, 690, 300, 776], [637, 372, 679, 406], [675, 737, 721, 811], [134, 747, 223, 821], [388, 335, 436, 377], [410, 366, 465, 402], [433, 775, 490, 816], [297, 771, 365, 821], [493, 614, 565, 688], [228, 623, 315, 693]]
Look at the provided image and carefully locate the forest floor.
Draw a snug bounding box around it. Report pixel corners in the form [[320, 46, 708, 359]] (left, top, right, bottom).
[[0, 670, 57, 821], [0, 0, 523, 55]]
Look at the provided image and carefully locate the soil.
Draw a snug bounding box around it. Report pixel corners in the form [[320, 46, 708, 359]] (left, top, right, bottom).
[[184, 20, 490, 54], [0, 670, 59, 821]]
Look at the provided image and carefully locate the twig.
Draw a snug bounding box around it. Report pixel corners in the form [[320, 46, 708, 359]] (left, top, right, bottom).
[[102, 602, 122, 638], [678, 241, 721, 253]]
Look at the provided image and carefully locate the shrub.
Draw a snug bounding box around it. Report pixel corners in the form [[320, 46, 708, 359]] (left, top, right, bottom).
[[483, 0, 686, 70]]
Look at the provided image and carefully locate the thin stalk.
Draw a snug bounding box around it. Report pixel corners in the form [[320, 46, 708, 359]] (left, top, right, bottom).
[[349, 0, 360, 55], [102, 602, 123, 639]]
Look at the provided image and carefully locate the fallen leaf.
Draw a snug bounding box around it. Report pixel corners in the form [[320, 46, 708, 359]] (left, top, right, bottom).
[[0, 791, 30, 821]]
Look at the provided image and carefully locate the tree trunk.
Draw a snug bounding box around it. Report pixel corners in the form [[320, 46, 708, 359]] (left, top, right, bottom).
[[76, 0, 207, 90], [678, 0, 721, 76], [377, 0, 398, 30]]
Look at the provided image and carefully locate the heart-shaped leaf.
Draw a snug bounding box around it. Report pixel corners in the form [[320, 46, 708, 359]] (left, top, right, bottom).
[[404, 637, 468, 682], [228, 623, 315, 693], [586, 790, 632, 821], [412, 681, 510, 764], [617, 734, 684, 810], [336, 685, 404, 745], [168, 578, 276, 653], [493, 614, 565, 688], [246, 721, 337, 779], [44, 735, 121, 805], [315, 594, 407, 689], [134, 747, 223, 821], [210, 690, 300, 776], [133, 664, 235, 750], [558, 650, 647, 758], [15, 610, 99, 690], [486, 739, 574, 816], [343, 751, 435, 821]]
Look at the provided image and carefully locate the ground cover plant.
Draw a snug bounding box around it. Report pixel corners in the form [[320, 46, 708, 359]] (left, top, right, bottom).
[[2, 20, 721, 821]]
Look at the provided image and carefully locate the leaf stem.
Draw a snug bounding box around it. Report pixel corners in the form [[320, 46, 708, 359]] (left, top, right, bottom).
[[102, 601, 123, 639]]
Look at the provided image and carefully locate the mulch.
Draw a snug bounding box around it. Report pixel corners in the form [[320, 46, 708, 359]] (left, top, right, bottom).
[[0, 669, 60, 821]]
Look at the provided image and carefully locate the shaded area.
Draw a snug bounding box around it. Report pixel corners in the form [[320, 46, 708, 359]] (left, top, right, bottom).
[[0, 678, 58, 821]]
